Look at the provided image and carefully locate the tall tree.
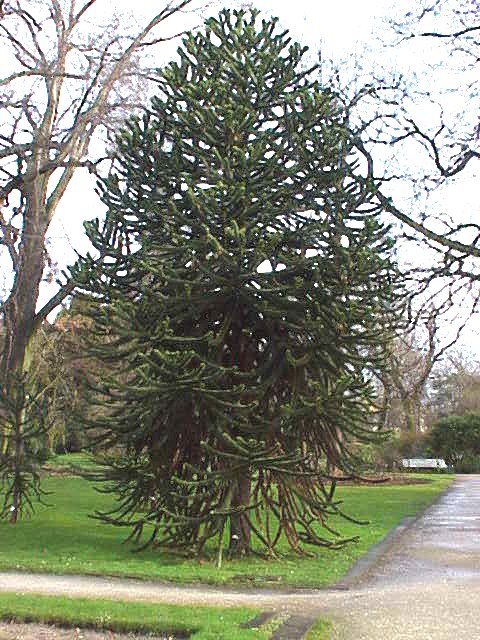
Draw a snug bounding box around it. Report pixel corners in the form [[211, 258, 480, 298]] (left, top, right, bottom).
[[81, 9, 403, 559], [0, 0, 209, 521]]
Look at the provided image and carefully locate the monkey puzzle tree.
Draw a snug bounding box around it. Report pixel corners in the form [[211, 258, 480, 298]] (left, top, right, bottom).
[[81, 9, 403, 559]]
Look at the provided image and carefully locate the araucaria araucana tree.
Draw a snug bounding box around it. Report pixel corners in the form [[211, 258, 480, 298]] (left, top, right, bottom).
[[82, 9, 403, 559]]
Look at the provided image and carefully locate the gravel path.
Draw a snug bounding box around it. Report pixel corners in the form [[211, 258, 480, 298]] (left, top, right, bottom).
[[328, 474, 480, 639], [1, 475, 480, 639]]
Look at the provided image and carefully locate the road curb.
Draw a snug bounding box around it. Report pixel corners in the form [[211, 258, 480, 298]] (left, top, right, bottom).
[[333, 515, 416, 589], [334, 476, 457, 589]]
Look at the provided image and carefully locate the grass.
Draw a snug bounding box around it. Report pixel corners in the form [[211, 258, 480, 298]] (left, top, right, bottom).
[[304, 619, 334, 640], [0, 592, 276, 639], [0, 467, 451, 639], [42, 452, 100, 473], [0, 468, 454, 588]]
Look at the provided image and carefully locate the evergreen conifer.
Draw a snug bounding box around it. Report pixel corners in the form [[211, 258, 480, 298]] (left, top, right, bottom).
[[81, 9, 403, 558]]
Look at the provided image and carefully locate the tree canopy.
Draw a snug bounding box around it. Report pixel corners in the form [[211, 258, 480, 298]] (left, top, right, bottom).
[[80, 9, 403, 558], [429, 413, 480, 469]]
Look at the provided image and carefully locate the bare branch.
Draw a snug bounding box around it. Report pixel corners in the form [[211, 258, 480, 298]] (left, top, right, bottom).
[[33, 279, 76, 329], [0, 201, 19, 270], [417, 25, 480, 39], [353, 138, 480, 259], [73, 0, 99, 25], [0, 70, 85, 86], [0, 143, 31, 161]]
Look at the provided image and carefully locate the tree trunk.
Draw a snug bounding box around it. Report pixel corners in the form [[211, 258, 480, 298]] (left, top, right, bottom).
[[0, 195, 47, 522], [1, 193, 46, 382], [401, 394, 421, 433], [229, 474, 251, 556]]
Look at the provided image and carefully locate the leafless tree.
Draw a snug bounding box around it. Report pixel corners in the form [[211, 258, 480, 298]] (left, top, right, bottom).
[[428, 351, 480, 421], [378, 294, 478, 433], [324, 1, 480, 400], [360, 0, 479, 281], [0, 0, 214, 521], [0, 0, 210, 378]]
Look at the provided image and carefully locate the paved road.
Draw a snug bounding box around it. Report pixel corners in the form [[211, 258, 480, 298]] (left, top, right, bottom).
[[328, 474, 480, 639], [1, 475, 480, 638]]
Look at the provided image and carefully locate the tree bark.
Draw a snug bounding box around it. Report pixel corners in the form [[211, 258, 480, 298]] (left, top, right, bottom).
[[1, 200, 46, 382], [229, 474, 251, 556], [0, 192, 46, 521], [401, 394, 421, 433]]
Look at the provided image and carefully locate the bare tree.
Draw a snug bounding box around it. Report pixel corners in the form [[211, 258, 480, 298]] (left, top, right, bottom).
[[0, 0, 212, 521], [362, 0, 479, 278], [428, 352, 480, 421], [323, 1, 480, 397], [378, 297, 477, 433]]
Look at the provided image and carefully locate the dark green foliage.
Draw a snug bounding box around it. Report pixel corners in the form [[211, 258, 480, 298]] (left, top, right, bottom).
[[0, 372, 49, 521], [80, 9, 403, 557], [428, 413, 480, 470]]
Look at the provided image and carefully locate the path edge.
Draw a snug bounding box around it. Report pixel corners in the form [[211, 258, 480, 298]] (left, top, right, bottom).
[[333, 475, 458, 589]]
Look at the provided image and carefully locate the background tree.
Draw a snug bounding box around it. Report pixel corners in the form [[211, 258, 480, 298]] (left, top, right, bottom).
[[326, 1, 479, 373], [28, 301, 99, 455], [428, 413, 480, 471], [0, 0, 205, 381], [81, 9, 403, 560], [378, 304, 471, 433], [0, 0, 211, 521], [363, 0, 479, 281], [428, 353, 480, 422]]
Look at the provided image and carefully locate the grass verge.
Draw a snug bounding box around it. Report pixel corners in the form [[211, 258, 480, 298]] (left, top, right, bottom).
[[0, 592, 279, 639], [304, 618, 334, 640], [0, 472, 454, 588]]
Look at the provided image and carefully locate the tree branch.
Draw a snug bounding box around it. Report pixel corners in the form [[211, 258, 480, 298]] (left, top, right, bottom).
[[354, 139, 480, 259], [0, 70, 85, 86], [376, 190, 480, 259], [417, 25, 480, 39], [0, 202, 19, 270], [33, 278, 76, 329]]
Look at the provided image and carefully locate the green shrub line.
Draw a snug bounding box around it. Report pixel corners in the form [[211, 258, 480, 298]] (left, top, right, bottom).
[[0, 472, 454, 588]]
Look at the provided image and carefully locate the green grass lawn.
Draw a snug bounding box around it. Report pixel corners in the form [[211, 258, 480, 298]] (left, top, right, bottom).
[[0, 470, 454, 588], [42, 452, 100, 473], [0, 592, 279, 639]]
